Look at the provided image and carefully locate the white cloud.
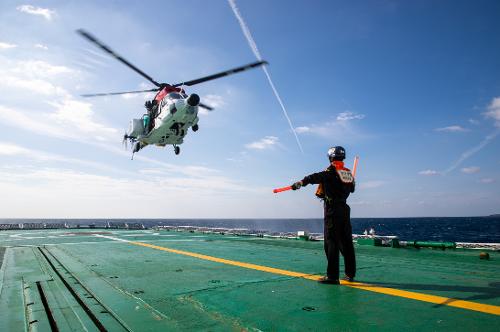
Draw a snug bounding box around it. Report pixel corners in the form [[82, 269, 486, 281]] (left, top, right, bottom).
[[17, 5, 56, 21], [34, 44, 48, 50], [0, 102, 117, 143], [49, 99, 118, 138], [0, 143, 31, 155], [0, 100, 233, 184], [143, 93, 155, 100], [228, 0, 303, 153], [2, 76, 68, 96], [461, 166, 480, 174], [195, 94, 224, 115], [441, 97, 500, 174], [11, 60, 74, 77], [359, 181, 385, 189], [202, 94, 225, 108], [0, 59, 77, 97], [418, 169, 439, 176], [0, 105, 74, 140], [479, 178, 495, 184], [336, 111, 365, 121], [226, 151, 248, 163], [121, 93, 138, 100], [245, 136, 279, 150], [0, 142, 132, 174], [295, 126, 311, 134], [296, 111, 366, 140], [484, 97, 500, 127], [0, 142, 236, 190], [139, 168, 169, 175], [0, 42, 17, 49], [0, 57, 118, 143], [295, 121, 337, 137], [0, 141, 258, 194], [435, 125, 468, 133], [0, 161, 264, 217], [468, 118, 479, 125], [443, 129, 499, 174]]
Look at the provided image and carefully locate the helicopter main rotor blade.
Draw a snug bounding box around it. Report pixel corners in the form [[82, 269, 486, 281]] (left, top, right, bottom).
[[81, 88, 160, 98], [198, 102, 214, 111], [77, 29, 162, 88], [172, 60, 268, 87]]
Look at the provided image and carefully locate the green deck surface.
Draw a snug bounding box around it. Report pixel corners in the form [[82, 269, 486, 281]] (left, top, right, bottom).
[[0, 229, 499, 331]]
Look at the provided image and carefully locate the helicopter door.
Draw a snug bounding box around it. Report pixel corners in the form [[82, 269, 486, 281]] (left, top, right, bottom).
[[128, 118, 145, 137]]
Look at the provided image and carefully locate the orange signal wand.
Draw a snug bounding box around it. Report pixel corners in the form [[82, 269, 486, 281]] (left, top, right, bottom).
[[352, 156, 359, 178], [273, 186, 292, 194]]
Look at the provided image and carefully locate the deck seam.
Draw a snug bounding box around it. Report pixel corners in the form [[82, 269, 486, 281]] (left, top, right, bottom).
[[0, 247, 8, 300]]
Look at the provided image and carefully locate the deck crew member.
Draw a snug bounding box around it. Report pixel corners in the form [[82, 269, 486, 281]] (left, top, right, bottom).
[[291, 146, 356, 284]]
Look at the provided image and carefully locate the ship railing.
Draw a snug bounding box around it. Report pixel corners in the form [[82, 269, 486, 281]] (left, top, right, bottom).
[[456, 242, 500, 250], [0, 223, 22, 230], [107, 222, 127, 229], [126, 223, 145, 230]]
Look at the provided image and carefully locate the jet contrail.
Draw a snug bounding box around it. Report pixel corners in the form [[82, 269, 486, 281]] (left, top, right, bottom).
[[443, 129, 499, 174], [228, 0, 304, 153]]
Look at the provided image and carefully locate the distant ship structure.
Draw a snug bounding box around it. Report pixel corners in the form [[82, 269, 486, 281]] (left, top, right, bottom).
[[0, 222, 145, 231], [0, 223, 498, 250]]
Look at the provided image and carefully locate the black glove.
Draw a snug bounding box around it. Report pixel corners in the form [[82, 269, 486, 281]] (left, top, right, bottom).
[[291, 181, 303, 190]]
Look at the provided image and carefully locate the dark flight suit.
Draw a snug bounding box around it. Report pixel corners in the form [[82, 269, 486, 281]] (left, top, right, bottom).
[[302, 165, 356, 280]]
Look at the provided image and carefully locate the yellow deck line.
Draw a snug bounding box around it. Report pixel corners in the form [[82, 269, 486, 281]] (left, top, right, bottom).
[[95, 235, 500, 316]]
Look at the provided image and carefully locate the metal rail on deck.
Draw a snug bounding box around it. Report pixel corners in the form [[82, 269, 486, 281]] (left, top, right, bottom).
[[35, 281, 59, 332], [37, 247, 132, 332]]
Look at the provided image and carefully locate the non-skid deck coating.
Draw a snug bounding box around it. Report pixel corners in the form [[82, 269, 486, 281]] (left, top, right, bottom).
[[0, 229, 499, 331]]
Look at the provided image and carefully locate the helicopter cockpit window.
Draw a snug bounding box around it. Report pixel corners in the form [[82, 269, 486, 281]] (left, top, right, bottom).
[[167, 93, 182, 99]]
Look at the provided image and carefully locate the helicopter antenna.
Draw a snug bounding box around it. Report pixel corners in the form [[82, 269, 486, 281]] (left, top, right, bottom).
[[77, 29, 162, 87]]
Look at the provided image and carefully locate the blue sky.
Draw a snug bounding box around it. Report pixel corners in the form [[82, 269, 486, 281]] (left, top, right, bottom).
[[0, 0, 499, 218]]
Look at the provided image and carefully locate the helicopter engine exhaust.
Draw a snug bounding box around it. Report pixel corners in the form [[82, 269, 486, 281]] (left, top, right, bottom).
[[186, 93, 200, 107]]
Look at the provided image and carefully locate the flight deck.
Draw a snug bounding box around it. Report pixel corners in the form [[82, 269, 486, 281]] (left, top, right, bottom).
[[1, 228, 499, 331]]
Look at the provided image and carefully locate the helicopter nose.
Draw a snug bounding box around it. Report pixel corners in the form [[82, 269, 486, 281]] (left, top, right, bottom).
[[186, 93, 200, 107]]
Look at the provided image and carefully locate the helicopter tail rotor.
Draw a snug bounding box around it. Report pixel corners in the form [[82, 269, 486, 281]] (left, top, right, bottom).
[[122, 132, 129, 150]]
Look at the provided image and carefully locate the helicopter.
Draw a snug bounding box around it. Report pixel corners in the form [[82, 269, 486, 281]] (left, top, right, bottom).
[[77, 29, 267, 157]]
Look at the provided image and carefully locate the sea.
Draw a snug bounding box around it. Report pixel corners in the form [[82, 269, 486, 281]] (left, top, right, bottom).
[[1, 217, 499, 243]]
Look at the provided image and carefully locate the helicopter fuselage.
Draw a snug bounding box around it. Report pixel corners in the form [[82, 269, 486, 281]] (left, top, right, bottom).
[[142, 92, 199, 146], [127, 89, 200, 155]]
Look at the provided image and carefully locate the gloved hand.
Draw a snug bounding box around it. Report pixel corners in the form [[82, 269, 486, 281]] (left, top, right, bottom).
[[291, 181, 303, 190]]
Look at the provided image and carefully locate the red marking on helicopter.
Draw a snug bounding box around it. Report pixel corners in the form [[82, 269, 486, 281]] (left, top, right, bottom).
[[155, 86, 183, 103]]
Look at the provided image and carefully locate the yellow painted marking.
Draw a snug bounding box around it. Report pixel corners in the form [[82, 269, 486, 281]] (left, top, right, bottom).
[[342, 281, 500, 316], [132, 241, 314, 279], [100, 235, 500, 316]]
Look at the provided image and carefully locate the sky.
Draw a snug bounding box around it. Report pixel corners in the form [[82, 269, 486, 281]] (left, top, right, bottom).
[[0, 0, 499, 218]]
